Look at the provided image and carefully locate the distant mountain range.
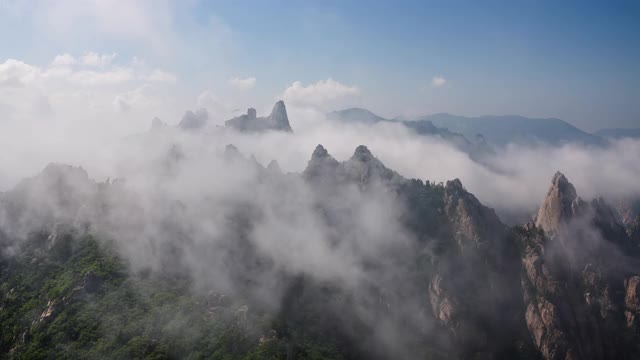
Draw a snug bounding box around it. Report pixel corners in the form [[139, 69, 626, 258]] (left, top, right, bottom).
[[327, 108, 494, 161], [153, 103, 638, 149], [422, 113, 604, 146], [595, 128, 640, 139], [329, 108, 638, 147]]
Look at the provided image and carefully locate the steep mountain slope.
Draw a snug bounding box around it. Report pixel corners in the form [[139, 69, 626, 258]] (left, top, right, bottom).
[[328, 108, 607, 148], [612, 198, 640, 226], [303, 144, 537, 358], [519, 173, 639, 360], [326, 108, 387, 124], [1, 145, 638, 359]]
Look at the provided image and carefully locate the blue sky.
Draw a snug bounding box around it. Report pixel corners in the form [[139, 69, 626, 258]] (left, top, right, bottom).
[[0, 0, 639, 131]]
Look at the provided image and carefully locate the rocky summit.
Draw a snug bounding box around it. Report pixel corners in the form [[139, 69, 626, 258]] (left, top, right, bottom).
[[225, 100, 292, 133], [535, 171, 580, 234], [178, 108, 209, 130], [521, 173, 640, 360]]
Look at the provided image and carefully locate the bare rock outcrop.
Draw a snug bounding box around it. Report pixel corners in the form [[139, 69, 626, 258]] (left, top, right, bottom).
[[225, 101, 292, 133], [179, 108, 208, 130], [338, 145, 404, 186], [536, 172, 582, 235], [520, 172, 638, 360]]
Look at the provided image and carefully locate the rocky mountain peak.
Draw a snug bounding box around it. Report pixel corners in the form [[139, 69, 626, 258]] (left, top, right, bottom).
[[268, 100, 291, 132], [442, 177, 504, 252], [225, 101, 292, 133], [303, 144, 339, 180], [551, 171, 574, 192], [445, 178, 464, 192], [351, 145, 373, 162], [311, 144, 330, 160], [536, 171, 579, 234], [179, 108, 208, 130], [341, 146, 404, 185]]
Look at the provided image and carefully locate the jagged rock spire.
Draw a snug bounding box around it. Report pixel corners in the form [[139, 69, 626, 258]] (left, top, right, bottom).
[[443, 177, 504, 252], [225, 101, 292, 133], [269, 100, 292, 132], [351, 145, 373, 162], [303, 144, 339, 180], [445, 178, 464, 192], [311, 144, 330, 160], [179, 108, 208, 130], [342, 145, 403, 185], [536, 171, 580, 234]]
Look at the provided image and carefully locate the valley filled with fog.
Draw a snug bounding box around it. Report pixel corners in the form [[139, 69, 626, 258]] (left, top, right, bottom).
[[2, 99, 640, 359]]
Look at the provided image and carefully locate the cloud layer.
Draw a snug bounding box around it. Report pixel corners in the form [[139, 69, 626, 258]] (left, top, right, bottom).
[[228, 76, 256, 90], [1, 53, 638, 226], [432, 76, 446, 87], [282, 78, 360, 110]]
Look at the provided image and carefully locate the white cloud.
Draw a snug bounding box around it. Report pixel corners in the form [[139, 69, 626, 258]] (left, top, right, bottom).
[[0, 59, 40, 87], [228, 76, 256, 90], [196, 90, 234, 121], [282, 78, 360, 110], [432, 76, 447, 87], [80, 52, 117, 67], [147, 69, 177, 83], [2, 53, 178, 88], [0, 53, 180, 124], [69, 68, 134, 86], [197, 90, 221, 108], [113, 85, 155, 112], [51, 53, 76, 66]]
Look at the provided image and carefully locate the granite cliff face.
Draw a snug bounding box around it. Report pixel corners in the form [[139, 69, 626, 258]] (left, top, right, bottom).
[[520, 173, 640, 360], [225, 101, 292, 133], [303, 144, 536, 358], [428, 178, 535, 358], [535, 172, 581, 235], [612, 198, 640, 227]]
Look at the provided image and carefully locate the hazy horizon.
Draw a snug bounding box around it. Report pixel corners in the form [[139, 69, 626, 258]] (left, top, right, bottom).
[[1, 0, 639, 135]]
